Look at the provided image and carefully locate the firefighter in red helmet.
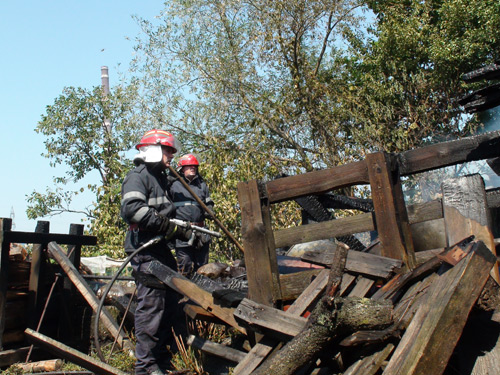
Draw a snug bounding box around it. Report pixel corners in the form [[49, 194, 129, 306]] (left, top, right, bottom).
[[170, 153, 214, 276], [120, 129, 188, 375]]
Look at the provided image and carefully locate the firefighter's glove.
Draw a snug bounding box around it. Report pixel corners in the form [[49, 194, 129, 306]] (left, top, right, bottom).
[[193, 233, 210, 250], [158, 217, 178, 240], [175, 224, 193, 242]]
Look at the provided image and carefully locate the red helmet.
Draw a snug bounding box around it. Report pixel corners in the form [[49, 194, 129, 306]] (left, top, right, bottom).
[[135, 129, 178, 153], [177, 154, 200, 169]]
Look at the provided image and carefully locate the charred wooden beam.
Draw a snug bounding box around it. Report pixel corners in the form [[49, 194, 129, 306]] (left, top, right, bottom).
[[266, 131, 500, 204], [266, 162, 369, 204], [146, 260, 246, 334], [462, 61, 500, 82], [3, 230, 96, 246], [397, 130, 500, 176]]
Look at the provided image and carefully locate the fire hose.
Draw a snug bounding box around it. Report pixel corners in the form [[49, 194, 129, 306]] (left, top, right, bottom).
[[93, 221, 221, 362]]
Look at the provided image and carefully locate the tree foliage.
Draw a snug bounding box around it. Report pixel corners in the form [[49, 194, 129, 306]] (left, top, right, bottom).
[[27, 85, 141, 256], [344, 0, 500, 153], [129, 0, 500, 259]]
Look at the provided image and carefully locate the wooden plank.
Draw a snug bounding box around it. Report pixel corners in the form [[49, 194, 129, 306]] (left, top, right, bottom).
[[60, 224, 84, 345], [442, 174, 500, 283], [233, 337, 277, 375], [301, 249, 402, 279], [398, 130, 500, 176], [266, 131, 500, 205], [237, 180, 281, 306], [183, 303, 225, 325], [0, 218, 12, 350], [28, 221, 50, 330], [234, 298, 307, 340], [147, 260, 246, 334], [274, 213, 374, 248], [0, 347, 30, 368], [367, 152, 416, 269], [279, 269, 324, 301], [274, 199, 444, 250], [344, 343, 395, 375], [383, 241, 496, 375], [25, 328, 127, 375], [347, 277, 374, 298], [47, 242, 134, 353], [266, 161, 369, 203], [4, 231, 97, 246], [186, 334, 247, 363]]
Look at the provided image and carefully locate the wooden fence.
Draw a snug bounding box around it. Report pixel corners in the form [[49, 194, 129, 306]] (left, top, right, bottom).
[[0, 219, 96, 367]]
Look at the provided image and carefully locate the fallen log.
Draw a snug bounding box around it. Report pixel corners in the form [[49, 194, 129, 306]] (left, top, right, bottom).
[[15, 359, 63, 372]]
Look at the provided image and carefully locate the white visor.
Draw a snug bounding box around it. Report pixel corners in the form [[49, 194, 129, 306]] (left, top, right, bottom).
[[134, 145, 163, 163]]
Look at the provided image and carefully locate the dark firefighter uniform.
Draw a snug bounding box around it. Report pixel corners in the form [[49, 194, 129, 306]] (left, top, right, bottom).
[[170, 172, 214, 275], [121, 162, 180, 375]]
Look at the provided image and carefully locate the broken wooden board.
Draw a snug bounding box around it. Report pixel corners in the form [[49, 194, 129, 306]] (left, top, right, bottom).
[[147, 260, 246, 334], [234, 298, 307, 340], [301, 249, 402, 279], [383, 241, 496, 375], [24, 328, 127, 375], [279, 269, 324, 301], [186, 335, 247, 363]]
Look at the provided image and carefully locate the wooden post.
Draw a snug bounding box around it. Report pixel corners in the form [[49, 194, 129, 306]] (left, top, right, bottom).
[[367, 152, 416, 270], [27, 221, 50, 329], [61, 224, 90, 350], [0, 218, 12, 350], [441, 174, 500, 284], [237, 180, 282, 306]]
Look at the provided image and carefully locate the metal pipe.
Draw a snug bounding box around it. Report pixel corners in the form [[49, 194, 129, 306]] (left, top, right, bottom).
[[168, 165, 245, 253]]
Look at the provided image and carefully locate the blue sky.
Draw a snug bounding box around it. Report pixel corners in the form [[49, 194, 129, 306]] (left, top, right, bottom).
[[0, 1, 164, 233]]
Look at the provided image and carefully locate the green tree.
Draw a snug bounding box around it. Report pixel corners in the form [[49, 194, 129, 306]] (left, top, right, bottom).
[[27, 84, 142, 257], [129, 0, 370, 259], [128, 0, 500, 260], [344, 0, 500, 153]]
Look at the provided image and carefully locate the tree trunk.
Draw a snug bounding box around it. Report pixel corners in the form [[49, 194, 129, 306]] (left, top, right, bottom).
[[252, 296, 393, 375]]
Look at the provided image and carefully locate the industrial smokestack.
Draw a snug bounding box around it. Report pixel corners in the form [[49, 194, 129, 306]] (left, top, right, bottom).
[[101, 66, 110, 96], [101, 66, 111, 135]]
